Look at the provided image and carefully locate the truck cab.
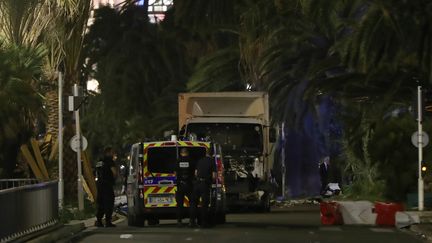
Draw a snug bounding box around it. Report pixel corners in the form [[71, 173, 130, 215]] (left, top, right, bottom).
[[126, 140, 226, 226]]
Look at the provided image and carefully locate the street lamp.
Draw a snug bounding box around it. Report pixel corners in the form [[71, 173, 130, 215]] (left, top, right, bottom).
[[417, 85, 424, 211]]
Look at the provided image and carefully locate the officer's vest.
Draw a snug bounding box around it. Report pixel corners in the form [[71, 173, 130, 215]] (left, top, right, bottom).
[[177, 157, 191, 182]]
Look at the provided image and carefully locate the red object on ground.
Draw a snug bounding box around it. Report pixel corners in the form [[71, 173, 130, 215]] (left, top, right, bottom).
[[320, 201, 344, 225], [374, 202, 404, 226]]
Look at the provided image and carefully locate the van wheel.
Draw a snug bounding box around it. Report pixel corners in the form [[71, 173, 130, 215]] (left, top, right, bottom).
[[128, 194, 145, 227], [128, 213, 144, 227], [147, 218, 160, 226]]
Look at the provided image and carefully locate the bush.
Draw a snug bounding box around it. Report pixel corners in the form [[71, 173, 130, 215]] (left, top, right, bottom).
[[59, 199, 96, 224]]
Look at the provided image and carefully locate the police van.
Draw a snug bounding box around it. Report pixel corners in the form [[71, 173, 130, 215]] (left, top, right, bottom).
[[126, 140, 226, 226]]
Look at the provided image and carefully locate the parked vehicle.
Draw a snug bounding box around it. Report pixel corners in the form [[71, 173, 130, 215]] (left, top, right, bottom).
[[126, 140, 226, 226], [178, 92, 276, 211]]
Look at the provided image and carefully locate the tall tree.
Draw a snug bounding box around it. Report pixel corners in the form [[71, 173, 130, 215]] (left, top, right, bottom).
[[0, 45, 45, 177], [0, 0, 92, 200], [0, 0, 53, 47], [83, 5, 190, 151], [183, 0, 416, 197]]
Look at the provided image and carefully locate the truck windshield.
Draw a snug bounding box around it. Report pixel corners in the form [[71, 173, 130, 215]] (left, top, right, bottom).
[[186, 123, 263, 155], [147, 146, 206, 174]]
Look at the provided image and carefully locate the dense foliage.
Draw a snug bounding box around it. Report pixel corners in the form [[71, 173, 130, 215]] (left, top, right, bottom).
[[3, 0, 432, 202], [0, 45, 45, 177]]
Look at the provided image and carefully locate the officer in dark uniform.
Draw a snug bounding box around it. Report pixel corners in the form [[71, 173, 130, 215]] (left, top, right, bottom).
[[95, 147, 118, 227], [175, 148, 193, 227], [190, 148, 216, 228], [319, 157, 330, 195]]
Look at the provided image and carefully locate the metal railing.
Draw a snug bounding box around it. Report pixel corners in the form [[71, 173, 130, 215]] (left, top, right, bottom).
[[0, 180, 58, 242], [0, 179, 40, 190]]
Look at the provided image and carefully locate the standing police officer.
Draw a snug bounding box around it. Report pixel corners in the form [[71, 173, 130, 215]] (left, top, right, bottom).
[[319, 157, 330, 195], [95, 147, 118, 227], [190, 148, 216, 228], [175, 148, 193, 227]]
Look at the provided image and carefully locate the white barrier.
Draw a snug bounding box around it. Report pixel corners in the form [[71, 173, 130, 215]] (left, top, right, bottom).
[[395, 212, 420, 229], [337, 201, 377, 225], [322, 200, 419, 228]]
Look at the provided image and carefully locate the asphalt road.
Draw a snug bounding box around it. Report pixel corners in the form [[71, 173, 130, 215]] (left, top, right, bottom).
[[75, 205, 423, 243]]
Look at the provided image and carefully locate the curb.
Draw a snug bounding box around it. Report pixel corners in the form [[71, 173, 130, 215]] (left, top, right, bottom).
[[66, 215, 127, 242], [21, 214, 126, 243], [26, 223, 85, 243], [13, 223, 63, 243]]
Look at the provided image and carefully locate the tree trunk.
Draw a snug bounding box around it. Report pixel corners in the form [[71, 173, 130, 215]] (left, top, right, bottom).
[[44, 88, 60, 178], [63, 122, 78, 202], [45, 83, 79, 202], [45, 88, 59, 138]]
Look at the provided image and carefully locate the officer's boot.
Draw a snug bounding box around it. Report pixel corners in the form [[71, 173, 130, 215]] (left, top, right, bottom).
[[94, 219, 103, 227], [105, 218, 116, 227], [177, 208, 183, 227], [189, 219, 197, 228]]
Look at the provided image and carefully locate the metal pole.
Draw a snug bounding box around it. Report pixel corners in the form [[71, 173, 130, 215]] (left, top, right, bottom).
[[58, 72, 64, 209], [74, 84, 84, 211], [418, 85, 424, 211], [281, 123, 286, 199]]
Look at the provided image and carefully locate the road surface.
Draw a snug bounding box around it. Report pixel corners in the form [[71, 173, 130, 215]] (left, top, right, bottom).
[[75, 204, 422, 243]]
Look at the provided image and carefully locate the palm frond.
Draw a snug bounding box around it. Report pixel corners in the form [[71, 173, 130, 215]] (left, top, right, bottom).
[[188, 47, 243, 91]]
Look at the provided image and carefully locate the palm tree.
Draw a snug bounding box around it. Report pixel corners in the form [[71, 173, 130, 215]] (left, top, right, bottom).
[[164, 0, 241, 67], [0, 0, 53, 47], [183, 0, 406, 197], [0, 0, 92, 200], [83, 4, 190, 150], [301, 0, 432, 199], [301, 0, 426, 144], [48, 0, 91, 200], [187, 47, 243, 91], [0, 44, 45, 178]]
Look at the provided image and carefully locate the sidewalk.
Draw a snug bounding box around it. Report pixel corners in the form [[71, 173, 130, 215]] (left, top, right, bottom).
[[24, 214, 126, 243], [408, 211, 432, 242], [25, 223, 85, 243]]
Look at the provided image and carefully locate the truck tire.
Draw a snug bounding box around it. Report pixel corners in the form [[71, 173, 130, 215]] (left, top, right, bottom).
[[214, 212, 226, 224], [259, 193, 271, 213]]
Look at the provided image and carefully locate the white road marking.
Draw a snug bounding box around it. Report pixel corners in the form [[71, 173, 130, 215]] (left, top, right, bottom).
[[120, 234, 133, 239], [185, 237, 193, 241], [370, 228, 395, 233], [319, 227, 343, 231]]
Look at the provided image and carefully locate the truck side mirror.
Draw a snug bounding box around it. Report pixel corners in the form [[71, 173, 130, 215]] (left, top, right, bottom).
[[269, 128, 276, 143]]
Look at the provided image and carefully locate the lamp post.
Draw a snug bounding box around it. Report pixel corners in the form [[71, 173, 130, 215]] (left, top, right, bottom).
[[417, 85, 424, 211], [58, 72, 64, 209], [73, 84, 84, 211], [281, 122, 286, 199]]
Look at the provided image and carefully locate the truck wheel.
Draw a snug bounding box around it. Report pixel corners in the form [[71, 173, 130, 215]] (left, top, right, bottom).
[[214, 212, 226, 224], [260, 193, 271, 213]]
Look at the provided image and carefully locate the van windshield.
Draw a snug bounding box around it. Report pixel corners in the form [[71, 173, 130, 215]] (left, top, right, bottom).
[[147, 146, 207, 174]]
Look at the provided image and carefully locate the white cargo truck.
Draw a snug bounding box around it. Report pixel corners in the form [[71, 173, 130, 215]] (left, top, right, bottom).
[[178, 92, 275, 211]]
